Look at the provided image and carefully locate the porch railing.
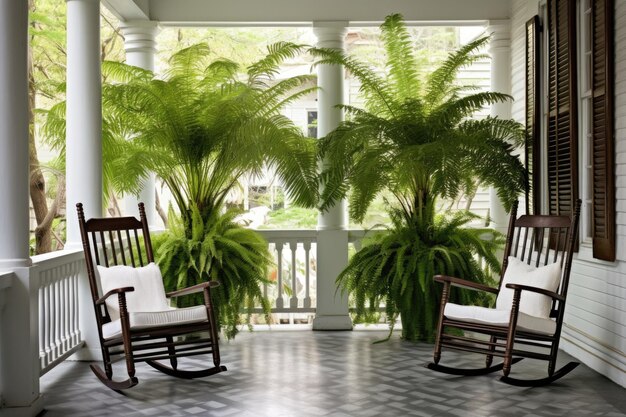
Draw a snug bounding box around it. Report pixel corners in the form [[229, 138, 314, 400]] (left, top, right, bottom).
[[31, 251, 84, 375], [255, 230, 317, 319]]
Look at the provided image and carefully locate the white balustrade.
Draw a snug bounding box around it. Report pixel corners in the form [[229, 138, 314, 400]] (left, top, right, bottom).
[[348, 229, 369, 251], [31, 250, 85, 375], [256, 230, 317, 317]]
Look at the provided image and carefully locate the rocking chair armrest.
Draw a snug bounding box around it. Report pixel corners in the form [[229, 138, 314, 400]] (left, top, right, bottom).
[[96, 286, 135, 305], [166, 281, 220, 298], [505, 283, 565, 301], [434, 275, 499, 294]]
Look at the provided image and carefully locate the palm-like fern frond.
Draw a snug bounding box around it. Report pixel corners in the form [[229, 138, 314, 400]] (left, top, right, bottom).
[[248, 42, 308, 88], [424, 35, 491, 107], [381, 13, 420, 101]]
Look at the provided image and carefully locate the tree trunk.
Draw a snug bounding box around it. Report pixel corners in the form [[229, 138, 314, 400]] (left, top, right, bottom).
[[28, 0, 53, 254], [155, 189, 168, 228]]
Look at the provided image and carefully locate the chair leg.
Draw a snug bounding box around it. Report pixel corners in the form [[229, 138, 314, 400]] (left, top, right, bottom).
[[119, 311, 136, 379], [433, 347, 442, 365], [166, 336, 178, 370], [124, 348, 135, 378], [503, 346, 514, 376], [204, 287, 222, 368], [486, 336, 497, 368], [432, 283, 450, 365], [503, 294, 521, 377], [102, 347, 113, 379]]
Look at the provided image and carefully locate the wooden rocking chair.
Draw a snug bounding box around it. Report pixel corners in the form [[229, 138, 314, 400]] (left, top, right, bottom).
[[427, 199, 581, 386], [77, 202, 226, 390]]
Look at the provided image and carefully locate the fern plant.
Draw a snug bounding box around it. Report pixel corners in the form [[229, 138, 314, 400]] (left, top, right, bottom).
[[153, 207, 272, 339], [343, 210, 503, 342], [313, 14, 526, 341], [98, 43, 319, 337]]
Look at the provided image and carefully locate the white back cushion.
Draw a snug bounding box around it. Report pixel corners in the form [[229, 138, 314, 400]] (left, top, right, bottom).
[[495, 256, 562, 318], [97, 262, 170, 322]]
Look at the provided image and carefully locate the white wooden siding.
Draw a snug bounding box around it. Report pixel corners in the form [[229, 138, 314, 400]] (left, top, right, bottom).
[[510, 0, 626, 387]]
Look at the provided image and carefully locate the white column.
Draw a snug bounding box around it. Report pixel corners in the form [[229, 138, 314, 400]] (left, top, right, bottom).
[[0, 0, 30, 269], [64, 0, 103, 364], [0, 1, 41, 413], [313, 22, 352, 330], [65, 0, 102, 250], [488, 20, 512, 231], [120, 20, 159, 224]]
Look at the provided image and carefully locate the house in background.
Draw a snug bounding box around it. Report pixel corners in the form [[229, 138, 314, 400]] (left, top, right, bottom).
[[0, 0, 625, 415]]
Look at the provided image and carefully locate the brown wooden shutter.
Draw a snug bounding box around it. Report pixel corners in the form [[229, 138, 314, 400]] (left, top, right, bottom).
[[526, 16, 541, 215], [590, 0, 615, 261], [547, 0, 578, 219]]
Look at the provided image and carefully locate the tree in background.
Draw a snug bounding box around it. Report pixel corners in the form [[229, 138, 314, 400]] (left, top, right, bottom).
[[29, 0, 124, 254]]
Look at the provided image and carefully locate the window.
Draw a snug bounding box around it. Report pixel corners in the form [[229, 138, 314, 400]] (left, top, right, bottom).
[[528, 0, 615, 260]]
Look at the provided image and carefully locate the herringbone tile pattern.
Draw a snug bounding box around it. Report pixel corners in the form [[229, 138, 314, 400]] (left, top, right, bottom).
[[40, 331, 626, 416]]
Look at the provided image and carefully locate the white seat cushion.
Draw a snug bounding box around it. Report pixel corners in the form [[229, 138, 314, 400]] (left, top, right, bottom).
[[102, 305, 208, 339], [444, 303, 556, 335], [97, 263, 170, 322], [496, 256, 562, 318]]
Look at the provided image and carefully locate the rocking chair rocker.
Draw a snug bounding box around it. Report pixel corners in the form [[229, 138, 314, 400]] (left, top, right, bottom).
[[427, 200, 581, 386], [77, 203, 226, 390]]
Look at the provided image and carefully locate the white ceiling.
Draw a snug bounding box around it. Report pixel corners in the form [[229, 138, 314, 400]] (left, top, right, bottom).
[[102, 0, 512, 26]]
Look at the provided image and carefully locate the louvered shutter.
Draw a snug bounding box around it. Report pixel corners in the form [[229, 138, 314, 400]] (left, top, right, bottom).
[[590, 0, 615, 261], [547, 0, 578, 220], [526, 16, 541, 215]]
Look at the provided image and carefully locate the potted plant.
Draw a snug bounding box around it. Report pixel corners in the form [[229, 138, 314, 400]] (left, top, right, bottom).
[[99, 43, 319, 338], [313, 14, 526, 341]]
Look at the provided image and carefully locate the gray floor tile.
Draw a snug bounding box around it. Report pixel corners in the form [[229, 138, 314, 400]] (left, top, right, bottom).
[[39, 331, 626, 417]]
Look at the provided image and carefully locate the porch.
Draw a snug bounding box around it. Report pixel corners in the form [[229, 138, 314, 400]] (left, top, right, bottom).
[[2, 0, 626, 415], [40, 331, 626, 417]]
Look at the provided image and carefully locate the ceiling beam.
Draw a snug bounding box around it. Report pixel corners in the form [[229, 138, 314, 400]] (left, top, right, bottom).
[[103, 0, 511, 26], [101, 0, 149, 21]]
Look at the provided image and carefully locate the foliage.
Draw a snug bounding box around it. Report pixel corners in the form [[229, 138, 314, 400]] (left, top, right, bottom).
[[153, 207, 272, 339], [32, 0, 128, 244], [341, 210, 503, 342], [262, 207, 318, 229], [313, 14, 526, 341]]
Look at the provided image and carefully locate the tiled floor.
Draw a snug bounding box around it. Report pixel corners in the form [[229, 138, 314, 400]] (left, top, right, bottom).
[[40, 330, 626, 417]]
